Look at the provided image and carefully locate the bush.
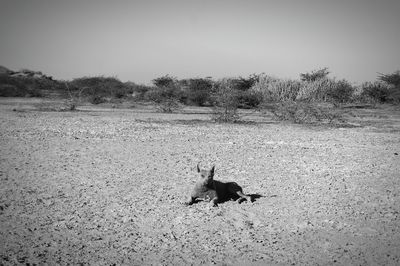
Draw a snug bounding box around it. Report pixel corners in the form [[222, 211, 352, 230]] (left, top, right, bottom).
[[296, 78, 354, 104], [378, 71, 400, 87], [251, 75, 301, 102], [183, 78, 213, 106], [211, 79, 240, 122], [263, 101, 343, 124], [0, 74, 53, 97], [152, 75, 178, 88], [145, 87, 183, 113], [377, 71, 400, 104], [230, 74, 262, 107], [129, 83, 152, 100], [145, 74, 185, 112], [0, 84, 20, 97], [229, 74, 261, 91], [326, 79, 354, 104], [253, 74, 349, 124], [296, 78, 331, 102], [70, 76, 131, 99], [354, 81, 390, 103], [88, 95, 106, 104], [154, 98, 182, 113], [387, 87, 400, 104], [237, 89, 262, 108], [300, 67, 330, 82]]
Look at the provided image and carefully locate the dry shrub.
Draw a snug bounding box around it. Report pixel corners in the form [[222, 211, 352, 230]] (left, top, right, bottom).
[[87, 95, 106, 105], [263, 101, 344, 125], [252, 75, 355, 106], [211, 105, 240, 122], [300, 67, 330, 82], [354, 81, 397, 104], [182, 78, 214, 106], [155, 99, 182, 113], [129, 83, 153, 101], [297, 78, 354, 104], [211, 79, 240, 122], [35, 99, 77, 112], [252, 75, 347, 125], [0, 74, 57, 97], [237, 89, 262, 108], [69, 76, 132, 100], [145, 87, 183, 113], [251, 75, 301, 102], [296, 78, 333, 102]]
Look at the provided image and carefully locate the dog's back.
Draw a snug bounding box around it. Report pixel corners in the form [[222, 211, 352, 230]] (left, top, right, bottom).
[[214, 180, 248, 202]]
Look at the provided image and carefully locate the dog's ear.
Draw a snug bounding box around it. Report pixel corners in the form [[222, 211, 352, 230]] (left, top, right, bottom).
[[197, 163, 201, 173], [210, 165, 215, 176]]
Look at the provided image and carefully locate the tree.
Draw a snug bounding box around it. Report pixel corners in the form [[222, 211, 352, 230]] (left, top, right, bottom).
[[211, 79, 240, 122], [184, 78, 213, 106], [147, 75, 183, 112], [152, 75, 177, 88], [377, 70, 400, 103], [300, 67, 330, 82], [378, 71, 400, 87]]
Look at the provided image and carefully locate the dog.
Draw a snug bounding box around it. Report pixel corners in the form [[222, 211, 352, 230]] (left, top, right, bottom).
[[185, 164, 252, 207]]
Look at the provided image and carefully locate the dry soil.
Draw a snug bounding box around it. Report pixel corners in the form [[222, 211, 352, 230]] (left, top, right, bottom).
[[1, 98, 400, 265]]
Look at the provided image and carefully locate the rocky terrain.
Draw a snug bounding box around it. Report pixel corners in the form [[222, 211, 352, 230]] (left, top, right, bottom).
[[1, 98, 400, 265]]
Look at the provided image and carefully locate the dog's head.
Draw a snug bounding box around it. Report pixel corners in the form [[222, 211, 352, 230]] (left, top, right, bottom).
[[197, 163, 215, 185]]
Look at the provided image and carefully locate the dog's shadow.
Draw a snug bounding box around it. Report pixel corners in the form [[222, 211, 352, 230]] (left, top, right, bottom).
[[240, 193, 268, 203], [223, 193, 269, 204], [189, 193, 276, 205]]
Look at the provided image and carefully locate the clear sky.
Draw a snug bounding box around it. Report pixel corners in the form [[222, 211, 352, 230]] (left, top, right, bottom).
[[0, 0, 399, 84]]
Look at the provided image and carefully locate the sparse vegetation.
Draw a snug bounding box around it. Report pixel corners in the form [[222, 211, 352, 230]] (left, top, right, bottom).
[[262, 101, 344, 124], [236, 89, 262, 109], [1, 65, 399, 123], [231, 74, 262, 108], [296, 78, 333, 102], [252, 76, 302, 102], [300, 67, 330, 82], [378, 70, 400, 87], [145, 87, 183, 113], [151, 75, 178, 88], [182, 78, 213, 106], [144, 75, 183, 113], [211, 79, 240, 122], [69, 76, 131, 100], [296, 78, 354, 105], [128, 82, 153, 101], [377, 71, 400, 103], [0, 73, 60, 97], [252, 74, 348, 124], [354, 81, 390, 104]]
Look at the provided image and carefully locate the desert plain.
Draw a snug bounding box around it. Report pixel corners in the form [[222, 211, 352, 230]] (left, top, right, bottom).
[[1, 98, 400, 265]]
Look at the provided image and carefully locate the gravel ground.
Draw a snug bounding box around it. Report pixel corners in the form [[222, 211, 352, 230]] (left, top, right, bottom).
[[1, 99, 400, 265]]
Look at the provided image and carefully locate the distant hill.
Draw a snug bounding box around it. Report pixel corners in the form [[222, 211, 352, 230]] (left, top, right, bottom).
[[0, 65, 134, 99], [0, 65, 54, 80], [0, 65, 12, 74], [11, 69, 53, 80], [0, 66, 61, 97]]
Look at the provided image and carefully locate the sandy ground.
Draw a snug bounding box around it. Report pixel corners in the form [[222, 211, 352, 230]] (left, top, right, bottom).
[[1, 98, 400, 265]]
